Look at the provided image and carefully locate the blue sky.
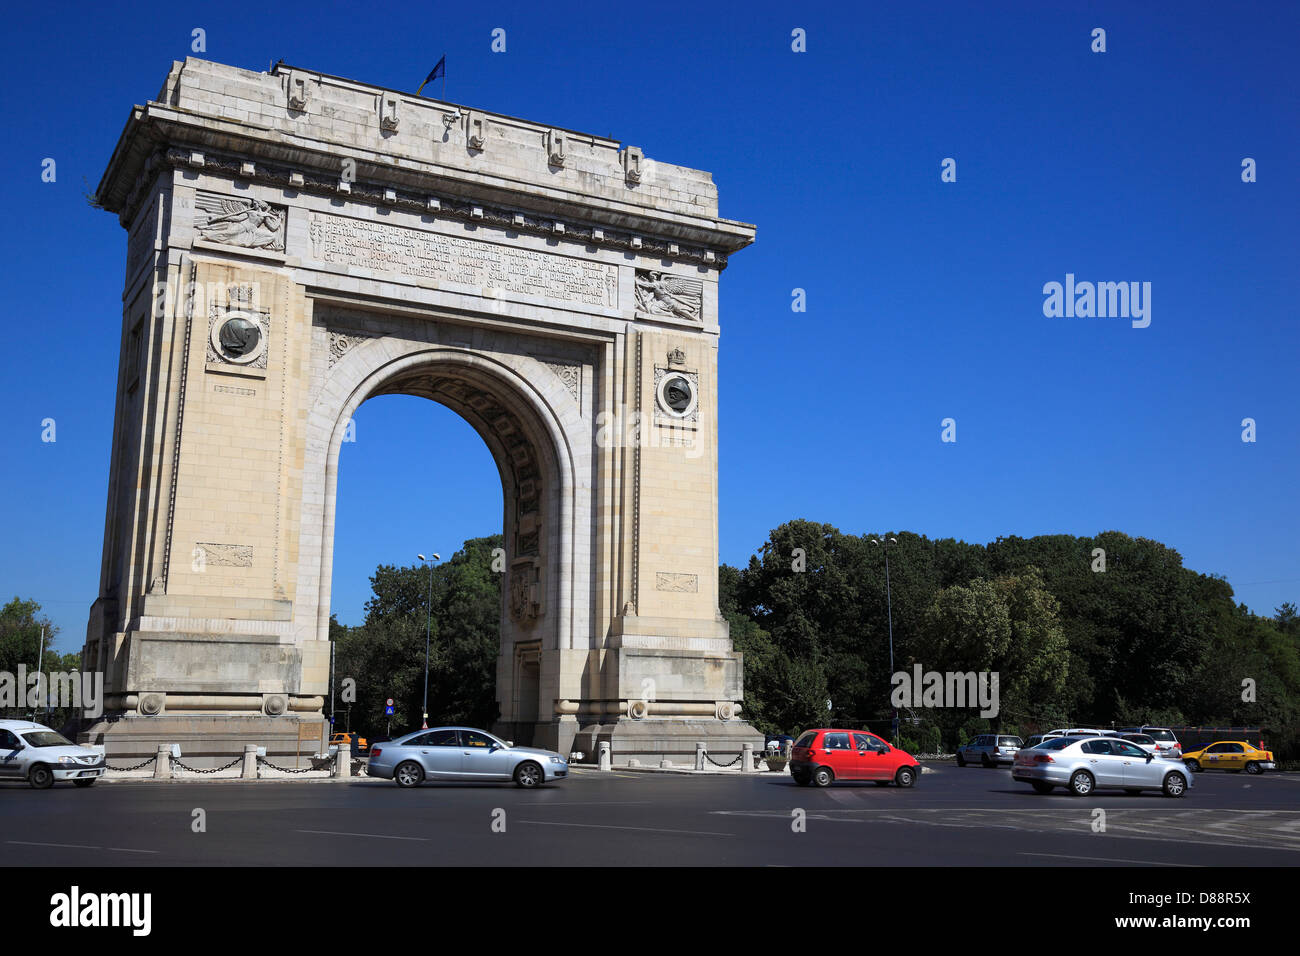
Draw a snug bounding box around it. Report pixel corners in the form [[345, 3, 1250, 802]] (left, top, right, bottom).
[[1, 1, 1296, 651]]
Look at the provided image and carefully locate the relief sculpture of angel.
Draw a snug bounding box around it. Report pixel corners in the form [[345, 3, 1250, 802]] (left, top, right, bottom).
[[195, 196, 285, 250], [635, 271, 702, 321]]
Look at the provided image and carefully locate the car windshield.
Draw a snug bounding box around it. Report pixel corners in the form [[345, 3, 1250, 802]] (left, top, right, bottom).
[[1147, 730, 1177, 742], [22, 731, 73, 748]]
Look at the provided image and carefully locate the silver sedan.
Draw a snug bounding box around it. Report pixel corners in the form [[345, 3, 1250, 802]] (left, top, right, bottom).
[[1012, 736, 1192, 797], [367, 726, 568, 788]]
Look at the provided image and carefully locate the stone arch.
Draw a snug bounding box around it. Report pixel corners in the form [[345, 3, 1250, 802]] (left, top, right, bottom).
[[295, 327, 593, 733]]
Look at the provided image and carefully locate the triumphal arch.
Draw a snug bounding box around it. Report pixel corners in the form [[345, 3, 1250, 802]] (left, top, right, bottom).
[[81, 58, 758, 765]]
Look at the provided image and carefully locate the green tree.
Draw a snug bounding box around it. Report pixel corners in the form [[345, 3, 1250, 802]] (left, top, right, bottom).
[[334, 536, 503, 738]]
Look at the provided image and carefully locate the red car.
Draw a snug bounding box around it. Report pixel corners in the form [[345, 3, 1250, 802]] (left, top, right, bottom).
[[790, 729, 921, 787]]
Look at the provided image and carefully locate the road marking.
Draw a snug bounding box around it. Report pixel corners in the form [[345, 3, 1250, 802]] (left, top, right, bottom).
[[295, 829, 428, 841], [518, 820, 733, 837], [1019, 852, 1200, 867], [6, 840, 159, 854]]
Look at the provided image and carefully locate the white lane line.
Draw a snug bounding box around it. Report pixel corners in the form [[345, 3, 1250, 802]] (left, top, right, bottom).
[[1019, 852, 1200, 867], [6, 840, 159, 854], [295, 829, 428, 841], [518, 820, 733, 837]]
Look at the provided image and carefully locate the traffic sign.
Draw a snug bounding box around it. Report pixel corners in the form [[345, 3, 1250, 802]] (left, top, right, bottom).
[[386, 698, 394, 707], [385, 705, 394, 715]]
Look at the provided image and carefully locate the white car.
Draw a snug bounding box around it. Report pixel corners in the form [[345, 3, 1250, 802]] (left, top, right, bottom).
[[1042, 728, 1109, 740], [0, 720, 106, 789]]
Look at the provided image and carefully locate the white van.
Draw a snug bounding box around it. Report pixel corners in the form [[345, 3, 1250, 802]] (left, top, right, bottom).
[[0, 720, 105, 788]]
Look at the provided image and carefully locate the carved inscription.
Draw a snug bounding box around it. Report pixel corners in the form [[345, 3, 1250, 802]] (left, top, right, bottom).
[[307, 213, 618, 308]]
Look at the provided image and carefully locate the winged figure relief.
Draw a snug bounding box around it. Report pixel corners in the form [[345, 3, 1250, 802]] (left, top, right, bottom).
[[195, 195, 285, 251], [635, 271, 702, 321]]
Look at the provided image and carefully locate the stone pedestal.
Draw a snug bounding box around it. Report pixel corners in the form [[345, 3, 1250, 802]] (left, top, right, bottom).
[[78, 714, 325, 770]]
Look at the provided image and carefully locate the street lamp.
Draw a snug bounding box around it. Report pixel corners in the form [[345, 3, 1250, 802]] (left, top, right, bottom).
[[416, 552, 441, 730], [871, 536, 899, 746]]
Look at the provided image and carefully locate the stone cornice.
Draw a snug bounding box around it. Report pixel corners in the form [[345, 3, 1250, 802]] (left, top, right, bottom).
[[96, 69, 756, 261]]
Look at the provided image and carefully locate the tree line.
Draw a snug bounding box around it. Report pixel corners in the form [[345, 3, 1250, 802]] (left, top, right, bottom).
[[724, 522, 1300, 760]]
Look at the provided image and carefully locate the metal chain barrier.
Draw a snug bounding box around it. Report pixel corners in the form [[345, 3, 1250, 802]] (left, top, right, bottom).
[[105, 754, 158, 771], [172, 756, 242, 774], [703, 752, 742, 768], [256, 755, 318, 774]]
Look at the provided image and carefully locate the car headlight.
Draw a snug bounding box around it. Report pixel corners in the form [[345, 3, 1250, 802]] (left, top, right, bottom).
[[550, 755, 565, 764], [58, 756, 74, 764]]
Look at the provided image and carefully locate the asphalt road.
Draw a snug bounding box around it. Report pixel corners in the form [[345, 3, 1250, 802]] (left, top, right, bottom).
[[2, 763, 1298, 867]]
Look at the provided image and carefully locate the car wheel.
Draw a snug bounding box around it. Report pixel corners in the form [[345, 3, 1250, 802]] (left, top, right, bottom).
[[74, 779, 96, 788], [1031, 782, 1054, 794], [895, 766, 917, 788], [812, 767, 834, 787], [393, 761, 424, 788], [1244, 761, 1262, 775], [1163, 771, 1187, 798], [956, 754, 966, 767], [514, 761, 543, 788], [981, 753, 992, 768], [1068, 770, 1094, 796], [1185, 759, 1201, 773], [28, 764, 54, 790]]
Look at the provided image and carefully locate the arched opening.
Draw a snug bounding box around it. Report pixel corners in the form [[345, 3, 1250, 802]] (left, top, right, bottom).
[[298, 331, 585, 751]]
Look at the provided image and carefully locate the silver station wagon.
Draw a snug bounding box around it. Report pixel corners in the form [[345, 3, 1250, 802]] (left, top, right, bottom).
[[367, 726, 568, 788], [1012, 735, 1191, 797]]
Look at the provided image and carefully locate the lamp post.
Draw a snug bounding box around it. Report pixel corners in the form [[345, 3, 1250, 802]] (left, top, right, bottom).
[[416, 553, 441, 730], [871, 536, 899, 746]]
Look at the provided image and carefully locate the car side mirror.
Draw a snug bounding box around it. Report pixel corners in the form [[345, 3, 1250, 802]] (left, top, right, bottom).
[[1145, 753, 1153, 761]]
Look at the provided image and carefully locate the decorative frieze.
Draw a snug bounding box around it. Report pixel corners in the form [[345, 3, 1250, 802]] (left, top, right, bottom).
[[195, 542, 254, 568], [306, 212, 619, 308], [194, 191, 285, 251], [635, 270, 702, 322], [146, 146, 731, 268], [655, 572, 698, 593]]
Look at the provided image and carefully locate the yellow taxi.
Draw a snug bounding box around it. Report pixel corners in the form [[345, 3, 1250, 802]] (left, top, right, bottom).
[[1182, 740, 1275, 774], [330, 732, 369, 753]]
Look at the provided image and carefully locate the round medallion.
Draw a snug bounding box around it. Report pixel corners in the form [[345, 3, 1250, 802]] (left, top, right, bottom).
[[657, 373, 697, 419], [211, 312, 266, 365]]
